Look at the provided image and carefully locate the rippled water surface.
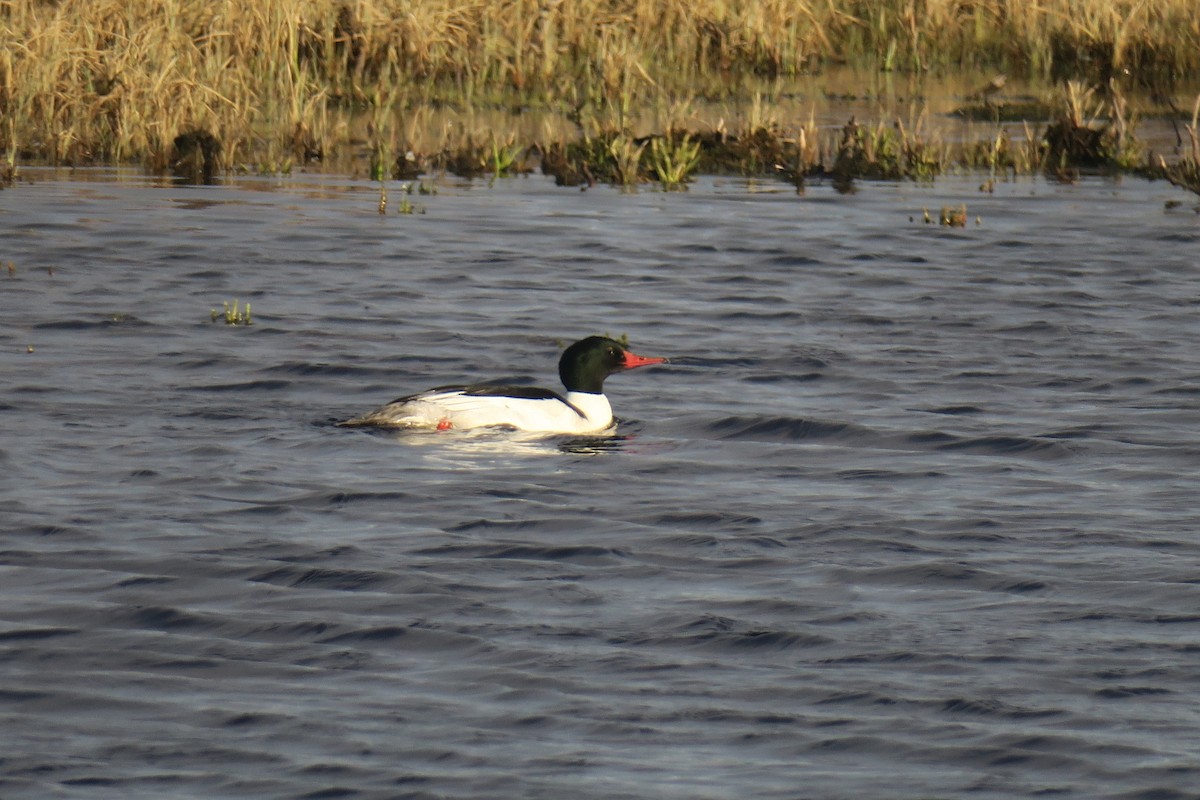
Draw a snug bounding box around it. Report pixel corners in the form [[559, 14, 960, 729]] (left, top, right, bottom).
[[3, 169, 1200, 799]]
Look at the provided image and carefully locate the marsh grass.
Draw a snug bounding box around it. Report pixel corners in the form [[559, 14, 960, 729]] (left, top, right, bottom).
[[536, 74, 1175, 193], [4, 0, 1199, 176], [962, 123, 1046, 177]]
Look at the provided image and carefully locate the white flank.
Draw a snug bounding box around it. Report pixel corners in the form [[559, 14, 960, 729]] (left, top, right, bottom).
[[361, 390, 614, 434]]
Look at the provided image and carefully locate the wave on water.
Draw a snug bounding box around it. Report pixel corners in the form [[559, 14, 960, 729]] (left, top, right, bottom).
[[262, 361, 389, 378], [6, 175, 1200, 800], [927, 433, 1075, 457], [249, 565, 403, 592], [707, 414, 864, 443], [705, 414, 1076, 459], [608, 612, 835, 652], [188, 379, 293, 393], [921, 405, 986, 415], [33, 316, 156, 330], [839, 561, 1051, 594], [412, 540, 626, 565]]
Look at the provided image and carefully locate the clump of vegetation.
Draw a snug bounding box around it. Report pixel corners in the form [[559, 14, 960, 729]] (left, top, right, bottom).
[[541, 132, 639, 188], [962, 124, 1045, 178], [488, 135, 527, 180], [689, 112, 821, 187], [528, 74, 1179, 193], [831, 116, 945, 183], [1160, 148, 1200, 197], [1042, 81, 1143, 177], [211, 300, 252, 326], [541, 140, 595, 188], [1157, 95, 1200, 196], [608, 134, 647, 191]]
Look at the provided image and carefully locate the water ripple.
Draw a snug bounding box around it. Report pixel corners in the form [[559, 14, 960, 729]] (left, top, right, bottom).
[[2, 171, 1198, 800]]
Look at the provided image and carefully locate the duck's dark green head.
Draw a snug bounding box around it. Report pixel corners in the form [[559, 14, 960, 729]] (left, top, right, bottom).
[[558, 336, 667, 394]]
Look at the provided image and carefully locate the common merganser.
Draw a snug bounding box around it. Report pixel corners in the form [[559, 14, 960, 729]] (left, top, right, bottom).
[[338, 336, 667, 433]]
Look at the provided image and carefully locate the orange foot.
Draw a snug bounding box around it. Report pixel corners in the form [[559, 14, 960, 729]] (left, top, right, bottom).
[[436, 419, 453, 431]]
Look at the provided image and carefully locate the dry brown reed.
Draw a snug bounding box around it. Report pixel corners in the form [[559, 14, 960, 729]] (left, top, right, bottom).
[[1158, 94, 1200, 195], [2, 0, 1198, 178]]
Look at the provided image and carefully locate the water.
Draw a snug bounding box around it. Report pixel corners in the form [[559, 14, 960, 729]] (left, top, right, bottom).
[[3, 168, 1200, 800]]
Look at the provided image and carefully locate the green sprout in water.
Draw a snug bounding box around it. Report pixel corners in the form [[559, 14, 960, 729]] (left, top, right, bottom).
[[489, 134, 524, 180], [394, 182, 427, 214], [378, 181, 427, 215], [650, 132, 701, 191], [211, 299, 253, 326]]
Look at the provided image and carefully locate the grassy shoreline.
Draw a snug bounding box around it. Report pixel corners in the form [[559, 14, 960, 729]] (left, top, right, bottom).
[[2, 1, 1199, 191]]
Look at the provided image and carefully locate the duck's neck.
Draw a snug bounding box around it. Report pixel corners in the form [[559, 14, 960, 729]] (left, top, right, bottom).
[[565, 391, 613, 427]]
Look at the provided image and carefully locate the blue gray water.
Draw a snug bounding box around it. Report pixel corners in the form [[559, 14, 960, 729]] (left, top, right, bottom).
[[3, 169, 1200, 799]]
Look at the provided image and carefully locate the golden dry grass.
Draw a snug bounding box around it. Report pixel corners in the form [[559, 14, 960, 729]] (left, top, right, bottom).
[[1, 0, 1197, 175]]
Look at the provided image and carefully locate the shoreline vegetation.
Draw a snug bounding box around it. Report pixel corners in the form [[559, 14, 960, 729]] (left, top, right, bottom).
[[2, 1, 1199, 194]]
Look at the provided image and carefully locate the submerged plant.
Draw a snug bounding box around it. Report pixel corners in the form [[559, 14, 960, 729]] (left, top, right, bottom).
[[256, 141, 294, 176], [211, 300, 253, 326], [377, 181, 425, 214]]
